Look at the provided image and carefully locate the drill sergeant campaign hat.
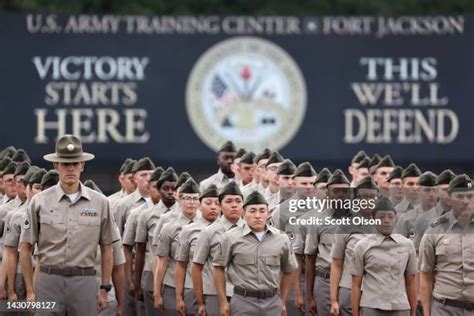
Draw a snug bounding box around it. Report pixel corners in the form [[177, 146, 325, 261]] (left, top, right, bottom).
[[293, 162, 317, 178], [435, 169, 456, 186], [218, 181, 243, 202], [218, 141, 237, 153], [13, 161, 31, 177], [265, 151, 284, 167], [200, 184, 219, 201], [179, 178, 200, 194], [84, 179, 103, 194], [40, 170, 60, 189], [448, 174, 473, 194], [387, 166, 403, 182], [243, 190, 268, 208], [43, 134, 95, 163], [132, 157, 155, 173], [327, 169, 350, 186], [401, 163, 422, 179], [156, 167, 178, 189], [11, 149, 31, 164], [149, 167, 165, 182], [276, 159, 297, 176], [314, 168, 332, 185], [174, 172, 192, 191], [417, 171, 437, 187]]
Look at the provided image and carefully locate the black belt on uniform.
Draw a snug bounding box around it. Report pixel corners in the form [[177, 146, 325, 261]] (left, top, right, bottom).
[[40, 266, 96, 276], [315, 269, 330, 279], [233, 287, 278, 299], [434, 297, 474, 310]]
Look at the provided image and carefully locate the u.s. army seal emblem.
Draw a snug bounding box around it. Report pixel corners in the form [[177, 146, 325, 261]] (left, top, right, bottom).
[[186, 36, 307, 152]]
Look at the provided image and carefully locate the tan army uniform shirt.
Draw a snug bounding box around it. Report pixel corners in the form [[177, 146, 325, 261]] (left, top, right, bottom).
[[193, 216, 244, 296], [4, 201, 29, 273], [20, 183, 120, 268], [419, 212, 474, 302], [113, 189, 147, 236], [0, 196, 22, 258], [351, 233, 417, 310], [122, 201, 152, 246], [213, 223, 298, 292], [199, 169, 234, 191]]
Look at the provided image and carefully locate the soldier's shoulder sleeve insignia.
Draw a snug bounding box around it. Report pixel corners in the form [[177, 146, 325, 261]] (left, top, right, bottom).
[[267, 217, 274, 227], [286, 231, 295, 240], [22, 216, 31, 230]]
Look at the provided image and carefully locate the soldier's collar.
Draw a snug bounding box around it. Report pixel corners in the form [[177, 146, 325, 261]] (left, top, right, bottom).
[[217, 168, 232, 181], [220, 215, 244, 230], [242, 223, 271, 237], [55, 182, 91, 202], [375, 232, 401, 244]]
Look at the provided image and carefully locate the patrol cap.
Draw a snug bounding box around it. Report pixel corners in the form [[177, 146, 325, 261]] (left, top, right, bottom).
[[314, 168, 332, 185], [356, 157, 370, 169], [276, 159, 296, 176], [24, 166, 41, 184], [435, 169, 456, 186], [293, 162, 316, 178], [375, 155, 395, 170], [255, 148, 272, 163], [239, 152, 256, 165], [175, 172, 191, 190], [218, 141, 237, 153], [327, 169, 350, 186], [149, 167, 165, 182], [28, 168, 47, 185], [235, 148, 247, 159], [448, 174, 473, 194], [199, 184, 219, 201], [132, 157, 155, 173], [387, 166, 403, 182], [0, 157, 12, 172], [3, 162, 18, 176], [265, 151, 284, 167], [351, 150, 368, 164], [401, 163, 421, 179], [417, 171, 437, 187], [179, 178, 200, 195], [44, 134, 94, 163], [243, 190, 268, 208], [84, 179, 103, 194], [14, 161, 31, 177], [356, 176, 378, 190], [156, 167, 178, 189], [372, 196, 396, 216], [0, 146, 17, 159], [218, 181, 243, 202], [11, 149, 31, 164], [368, 154, 381, 174], [40, 170, 60, 188], [119, 158, 134, 174], [122, 159, 137, 175]]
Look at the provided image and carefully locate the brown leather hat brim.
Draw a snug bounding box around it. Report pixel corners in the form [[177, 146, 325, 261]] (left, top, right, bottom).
[[43, 152, 95, 163]]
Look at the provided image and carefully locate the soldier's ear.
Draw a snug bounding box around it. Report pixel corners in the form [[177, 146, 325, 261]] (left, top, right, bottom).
[[80, 162, 85, 172]]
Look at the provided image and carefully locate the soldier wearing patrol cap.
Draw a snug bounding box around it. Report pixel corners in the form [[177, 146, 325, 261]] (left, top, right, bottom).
[[213, 190, 298, 316], [330, 176, 378, 316], [351, 197, 418, 316], [135, 167, 178, 316], [230, 148, 247, 184], [305, 169, 352, 316], [3, 167, 45, 305], [275, 159, 297, 207], [175, 184, 221, 316], [200, 141, 237, 191], [192, 181, 245, 316], [413, 169, 456, 250], [388, 166, 404, 206], [19, 134, 120, 315], [396, 163, 422, 214], [419, 174, 474, 316], [367, 154, 381, 176], [263, 151, 284, 211], [153, 178, 201, 315], [254, 148, 272, 193], [348, 151, 368, 187], [108, 158, 135, 203], [85, 179, 127, 316], [396, 171, 437, 241], [372, 155, 395, 197]]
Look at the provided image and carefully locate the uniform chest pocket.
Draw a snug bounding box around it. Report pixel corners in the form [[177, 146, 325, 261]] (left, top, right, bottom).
[[233, 256, 255, 265], [265, 256, 281, 266], [77, 216, 100, 226], [40, 213, 64, 225]]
